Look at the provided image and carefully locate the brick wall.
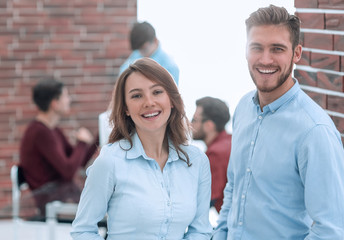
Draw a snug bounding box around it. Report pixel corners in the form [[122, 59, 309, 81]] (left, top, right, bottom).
[[0, 0, 137, 212], [294, 0, 344, 144]]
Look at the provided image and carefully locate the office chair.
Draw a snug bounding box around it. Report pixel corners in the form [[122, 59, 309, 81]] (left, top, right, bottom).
[[11, 165, 28, 220]]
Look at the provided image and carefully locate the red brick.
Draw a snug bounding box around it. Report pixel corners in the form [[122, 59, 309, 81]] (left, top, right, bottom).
[[331, 115, 344, 134], [304, 90, 327, 109], [317, 72, 343, 91], [319, 0, 344, 10], [299, 51, 311, 66], [334, 35, 344, 51], [294, 69, 317, 86], [341, 56, 344, 72], [311, 52, 340, 71], [328, 95, 344, 113], [326, 14, 344, 30], [0, 0, 134, 207], [303, 32, 333, 50], [295, 0, 318, 8], [297, 13, 324, 29]]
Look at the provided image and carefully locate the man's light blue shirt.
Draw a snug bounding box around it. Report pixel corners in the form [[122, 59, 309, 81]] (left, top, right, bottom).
[[119, 44, 179, 85], [213, 79, 344, 240], [71, 132, 212, 240]]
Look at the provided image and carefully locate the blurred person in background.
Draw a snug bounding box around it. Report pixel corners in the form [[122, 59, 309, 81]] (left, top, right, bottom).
[[20, 78, 98, 218], [99, 21, 179, 147], [191, 96, 231, 213]]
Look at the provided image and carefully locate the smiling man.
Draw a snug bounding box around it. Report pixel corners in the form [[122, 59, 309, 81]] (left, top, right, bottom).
[[213, 5, 344, 240]]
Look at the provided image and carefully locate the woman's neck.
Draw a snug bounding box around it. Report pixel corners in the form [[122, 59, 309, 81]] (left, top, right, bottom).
[[137, 130, 169, 171]]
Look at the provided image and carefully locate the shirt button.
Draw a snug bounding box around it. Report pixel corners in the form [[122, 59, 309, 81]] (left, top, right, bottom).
[[239, 221, 243, 225], [246, 168, 251, 172], [241, 194, 245, 199], [251, 141, 254, 145], [258, 116, 262, 119]]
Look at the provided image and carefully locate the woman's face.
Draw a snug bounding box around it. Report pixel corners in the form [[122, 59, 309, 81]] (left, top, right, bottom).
[[125, 72, 172, 136]]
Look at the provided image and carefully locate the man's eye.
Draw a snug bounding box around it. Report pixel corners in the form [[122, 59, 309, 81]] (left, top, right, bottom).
[[251, 46, 262, 51], [273, 47, 284, 52]]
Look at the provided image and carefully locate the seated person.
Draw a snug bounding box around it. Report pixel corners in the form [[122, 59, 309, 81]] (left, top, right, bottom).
[[19, 78, 98, 218]]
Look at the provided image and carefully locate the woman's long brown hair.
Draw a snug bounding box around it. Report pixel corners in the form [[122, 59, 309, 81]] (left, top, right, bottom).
[[108, 58, 192, 166]]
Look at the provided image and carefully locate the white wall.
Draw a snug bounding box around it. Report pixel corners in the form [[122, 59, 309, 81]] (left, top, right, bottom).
[[138, 0, 295, 132]]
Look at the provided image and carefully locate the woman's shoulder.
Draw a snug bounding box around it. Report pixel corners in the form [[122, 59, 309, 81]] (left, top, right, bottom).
[[179, 144, 209, 165]]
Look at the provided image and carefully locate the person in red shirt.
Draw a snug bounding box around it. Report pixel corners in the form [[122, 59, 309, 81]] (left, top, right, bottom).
[[192, 97, 232, 213], [19, 78, 98, 218]]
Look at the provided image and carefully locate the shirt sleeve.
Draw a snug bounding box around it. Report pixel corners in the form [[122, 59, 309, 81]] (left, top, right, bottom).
[[71, 147, 116, 240], [212, 159, 234, 240], [35, 127, 89, 181], [298, 125, 344, 239], [183, 152, 213, 240]]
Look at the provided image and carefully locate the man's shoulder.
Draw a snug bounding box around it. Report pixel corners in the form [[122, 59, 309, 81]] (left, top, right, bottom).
[[207, 132, 231, 154], [295, 90, 335, 127]]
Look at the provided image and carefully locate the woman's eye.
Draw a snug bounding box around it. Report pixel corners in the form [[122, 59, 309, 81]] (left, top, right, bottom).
[[153, 89, 163, 95], [131, 94, 141, 99]]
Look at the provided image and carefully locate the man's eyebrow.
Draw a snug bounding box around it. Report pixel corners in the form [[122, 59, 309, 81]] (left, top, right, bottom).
[[271, 43, 288, 48]]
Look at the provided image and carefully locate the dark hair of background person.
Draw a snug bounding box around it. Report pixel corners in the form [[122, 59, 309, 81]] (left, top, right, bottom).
[[196, 97, 230, 132], [108, 58, 192, 166], [32, 78, 64, 112], [245, 4, 300, 49], [130, 21, 156, 50]]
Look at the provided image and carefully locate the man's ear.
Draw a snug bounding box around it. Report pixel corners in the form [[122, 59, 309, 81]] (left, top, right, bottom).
[[293, 44, 302, 64], [49, 99, 57, 111], [203, 120, 215, 132]]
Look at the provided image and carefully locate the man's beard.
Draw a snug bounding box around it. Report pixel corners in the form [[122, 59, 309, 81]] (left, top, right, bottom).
[[192, 128, 206, 141], [250, 57, 294, 93]]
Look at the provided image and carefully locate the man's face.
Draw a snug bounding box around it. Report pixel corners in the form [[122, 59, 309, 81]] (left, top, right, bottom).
[[53, 87, 70, 115], [139, 39, 158, 57], [191, 106, 206, 141], [246, 24, 301, 96]]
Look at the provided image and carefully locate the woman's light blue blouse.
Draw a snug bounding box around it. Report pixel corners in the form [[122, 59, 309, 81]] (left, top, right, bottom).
[[71, 133, 212, 240]]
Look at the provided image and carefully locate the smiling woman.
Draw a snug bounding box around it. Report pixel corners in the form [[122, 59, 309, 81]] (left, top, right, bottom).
[[138, 0, 295, 128], [71, 58, 213, 240]]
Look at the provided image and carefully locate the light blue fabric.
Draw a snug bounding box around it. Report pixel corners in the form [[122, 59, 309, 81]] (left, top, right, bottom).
[[71, 132, 212, 240], [119, 44, 179, 85], [213, 79, 344, 240]]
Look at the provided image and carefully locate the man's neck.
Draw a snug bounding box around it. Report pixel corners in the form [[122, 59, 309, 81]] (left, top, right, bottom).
[[205, 131, 219, 146], [258, 77, 295, 110], [36, 111, 60, 129]]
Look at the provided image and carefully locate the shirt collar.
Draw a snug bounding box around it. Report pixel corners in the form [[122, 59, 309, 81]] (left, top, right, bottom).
[[122, 132, 180, 162], [252, 78, 300, 113]]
